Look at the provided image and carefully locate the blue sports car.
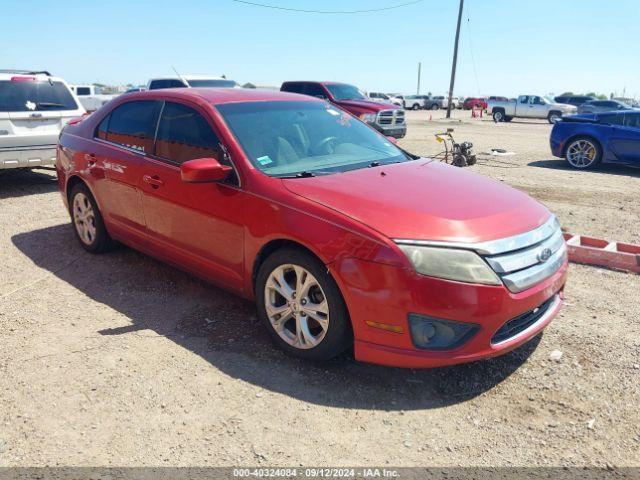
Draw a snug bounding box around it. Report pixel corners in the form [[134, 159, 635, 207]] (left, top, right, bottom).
[[550, 111, 640, 169]]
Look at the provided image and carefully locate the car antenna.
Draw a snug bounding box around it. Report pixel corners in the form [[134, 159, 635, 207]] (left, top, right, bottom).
[[171, 66, 190, 87]]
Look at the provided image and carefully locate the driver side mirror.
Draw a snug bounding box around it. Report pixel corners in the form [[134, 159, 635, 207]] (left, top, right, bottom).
[[180, 157, 232, 183]]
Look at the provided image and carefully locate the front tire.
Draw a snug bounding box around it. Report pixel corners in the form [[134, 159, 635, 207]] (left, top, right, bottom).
[[564, 137, 602, 170], [493, 110, 505, 122], [412, 103, 420, 110], [255, 248, 352, 361], [69, 183, 114, 253], [431, 104, 439, 110]]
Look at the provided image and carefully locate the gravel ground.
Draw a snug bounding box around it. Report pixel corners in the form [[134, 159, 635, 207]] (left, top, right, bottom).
[[0, 109, 638, 468]]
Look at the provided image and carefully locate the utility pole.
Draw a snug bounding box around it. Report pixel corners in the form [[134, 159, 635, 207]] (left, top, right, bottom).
[[446, 0, 464, 118], [417, 62, 421, 95]]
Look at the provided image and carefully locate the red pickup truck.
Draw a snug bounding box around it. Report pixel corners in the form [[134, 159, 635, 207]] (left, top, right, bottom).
[[281, 81, 407, 139]]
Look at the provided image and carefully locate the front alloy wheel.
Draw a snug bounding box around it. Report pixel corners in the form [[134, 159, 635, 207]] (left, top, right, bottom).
[[256, 248, 351, 361], [265, 264, 329, 349]]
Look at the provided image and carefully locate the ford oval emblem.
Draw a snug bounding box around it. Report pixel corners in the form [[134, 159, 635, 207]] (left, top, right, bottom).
[[538, 248, 553, 263]]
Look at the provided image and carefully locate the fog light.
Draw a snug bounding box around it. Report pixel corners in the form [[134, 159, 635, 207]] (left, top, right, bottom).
[[408, 314, 479, 350]]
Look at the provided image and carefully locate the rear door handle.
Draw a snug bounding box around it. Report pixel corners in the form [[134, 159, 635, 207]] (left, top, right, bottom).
[[143, 174, 164, 188]]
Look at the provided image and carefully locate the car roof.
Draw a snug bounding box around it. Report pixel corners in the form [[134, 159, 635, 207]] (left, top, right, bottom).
[[123, 87, 322, 105], [149, 75, 228, 81]]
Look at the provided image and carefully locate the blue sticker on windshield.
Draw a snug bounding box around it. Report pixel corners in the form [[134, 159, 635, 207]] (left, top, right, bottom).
[[257, 155, 273, 166]]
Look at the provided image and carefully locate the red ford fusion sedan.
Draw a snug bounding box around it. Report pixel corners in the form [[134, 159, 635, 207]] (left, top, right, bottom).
[[56, 88, 568, 368]]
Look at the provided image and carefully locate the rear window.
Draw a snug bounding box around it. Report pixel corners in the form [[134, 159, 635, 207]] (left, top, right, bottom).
[[148, 79, 186, 90], [76, 87, 91, 96], [0, 80, 78, 112], [102, 100, 161, 153], [187, 79, 237, 88]]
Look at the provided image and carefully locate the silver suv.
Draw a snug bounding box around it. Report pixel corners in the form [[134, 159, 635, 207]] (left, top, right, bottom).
[[0, 70, 85, 169]]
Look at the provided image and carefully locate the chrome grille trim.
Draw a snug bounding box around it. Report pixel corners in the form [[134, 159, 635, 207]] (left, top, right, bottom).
[[501, 244, 567, 293], [377, 109, 405, 126], [486, 229, 565, 274]]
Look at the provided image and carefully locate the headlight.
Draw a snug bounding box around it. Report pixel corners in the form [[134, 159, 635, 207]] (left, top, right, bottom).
[[359, 113, 377, 123], [397, 244, 501, 285]]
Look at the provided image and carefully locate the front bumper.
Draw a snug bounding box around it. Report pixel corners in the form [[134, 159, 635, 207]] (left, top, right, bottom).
[[0, 145, 57, 169], [372, 123, 407, 139], [330, 256, 568, 368]]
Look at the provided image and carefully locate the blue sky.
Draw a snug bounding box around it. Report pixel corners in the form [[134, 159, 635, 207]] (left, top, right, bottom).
[[3, 0, 639, 97]]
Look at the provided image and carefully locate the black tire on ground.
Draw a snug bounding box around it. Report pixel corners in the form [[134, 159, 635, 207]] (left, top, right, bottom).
[[492, 110, 505, 122], [563, 136, 602, 170], [548, 111, 562, 124], [69, 183, 115, 254], [411, 104, 420, 110], [431, 104, 439, 110], [255, 247, 352, 361], [504, 116, 513, 122]]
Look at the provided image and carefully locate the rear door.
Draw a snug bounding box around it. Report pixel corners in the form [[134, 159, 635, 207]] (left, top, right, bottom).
[[93, 100, 162, 236], [139, 100, 245, 291], [516, 95, 530, 116]]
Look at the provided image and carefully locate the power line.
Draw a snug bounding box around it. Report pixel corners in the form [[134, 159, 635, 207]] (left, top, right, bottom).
[[465, 1, 481, 96], [230, 0, 425, 14]]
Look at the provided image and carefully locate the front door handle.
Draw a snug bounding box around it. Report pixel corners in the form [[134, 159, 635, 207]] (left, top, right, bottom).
[[143, 174, 164, 188]]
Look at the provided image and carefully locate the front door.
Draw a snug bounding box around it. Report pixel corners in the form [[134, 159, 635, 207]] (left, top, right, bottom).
[[610, 113, 640, 165], [139, 101, 245, 292]]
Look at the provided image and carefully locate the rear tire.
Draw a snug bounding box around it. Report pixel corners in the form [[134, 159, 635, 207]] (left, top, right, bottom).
[[431, 104, 439, 110], [69, 183, 114, 254], [548, 111, 562, 124], [564, 136, 602, 170], [255, 248, 352, 362], [411, 103, 420, 110]]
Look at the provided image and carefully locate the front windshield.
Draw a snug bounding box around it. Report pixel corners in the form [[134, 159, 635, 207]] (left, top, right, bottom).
[[544, 96, 556, 104], [325, 84, 366, 101], [188, 79, 237, 88], [217, 101, 409, 177]]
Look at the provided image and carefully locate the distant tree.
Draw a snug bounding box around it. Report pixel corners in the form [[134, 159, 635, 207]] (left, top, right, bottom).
[[93, 83, 107, 88], [559, 91, 574, 96]]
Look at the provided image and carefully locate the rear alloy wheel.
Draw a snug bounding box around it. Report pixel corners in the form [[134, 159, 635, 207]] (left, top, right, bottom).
[[493, 110, 505, 122], [69, 183, 114, 253], [565, 137, 601, 169], [256, 248, 351, 361]]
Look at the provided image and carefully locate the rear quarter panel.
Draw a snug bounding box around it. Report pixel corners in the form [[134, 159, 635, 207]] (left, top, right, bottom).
[[550, 121, 612, 160]]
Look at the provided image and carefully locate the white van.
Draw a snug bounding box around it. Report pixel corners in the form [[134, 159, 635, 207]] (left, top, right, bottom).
[[146, 75, 238, 90], [0, 70, 85, 169]]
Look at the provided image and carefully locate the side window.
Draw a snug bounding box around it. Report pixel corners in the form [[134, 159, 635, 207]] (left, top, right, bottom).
[[281, 83, 304, 94], [155, 102, 221, 164], [599, 114, 624, 126], [106, 101, 161, 153], [303, 83, 327, 99], [530, 96, 543, 105], [519, 96, 529, 104], [623, 113, 640, 129], [76, 87, 91, 96], [96, 114, 110, 140]]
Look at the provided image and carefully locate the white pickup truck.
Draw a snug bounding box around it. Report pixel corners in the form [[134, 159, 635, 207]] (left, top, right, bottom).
[[488, 95, 577, 123], [70, 85, 117, 112]]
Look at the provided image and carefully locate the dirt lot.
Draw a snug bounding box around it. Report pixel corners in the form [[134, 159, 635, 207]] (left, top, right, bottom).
[[0, 109, 638, 468]]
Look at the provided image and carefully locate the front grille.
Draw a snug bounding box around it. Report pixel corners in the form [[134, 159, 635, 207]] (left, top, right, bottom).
[[377, 109, 404, 126], [491, 295, 557, 344], [482, 217, 567, 293]]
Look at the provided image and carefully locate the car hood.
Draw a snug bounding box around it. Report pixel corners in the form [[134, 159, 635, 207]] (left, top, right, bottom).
[[334, 99, 398, 112], [282, 160, 550, 243]]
